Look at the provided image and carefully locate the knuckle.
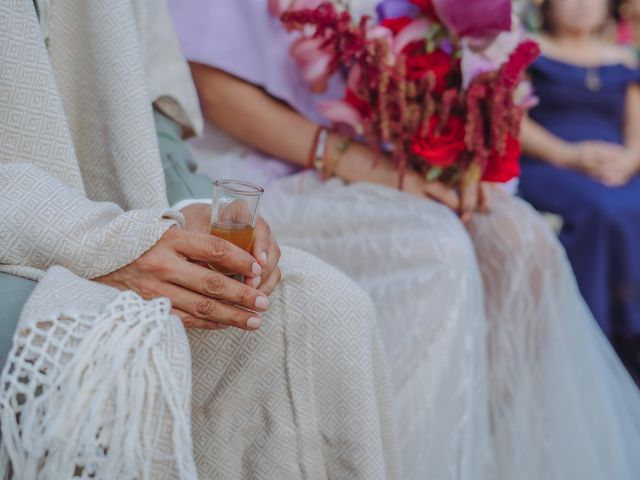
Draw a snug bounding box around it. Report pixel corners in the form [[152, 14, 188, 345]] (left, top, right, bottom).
[[138, 251, 167, 275], [163, 226, 181, 241], [209, 236, 231, 259], [136, 283, 163, 300], [181, 315, 199, 328], [195, 298, 218, 317], [135, 286, 154, 300], [203, 274, 226, 296], [238, 285, 253, 306], [136, 251, 156, 269]]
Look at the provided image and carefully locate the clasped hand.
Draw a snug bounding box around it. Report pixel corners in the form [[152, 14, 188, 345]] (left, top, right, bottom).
[[570, 141, 639, 187], [97, 204, 281, 331], [402, 170, 492, 223]]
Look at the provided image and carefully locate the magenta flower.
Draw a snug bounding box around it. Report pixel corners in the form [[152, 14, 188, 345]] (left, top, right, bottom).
[[433, 0, 511, 38]]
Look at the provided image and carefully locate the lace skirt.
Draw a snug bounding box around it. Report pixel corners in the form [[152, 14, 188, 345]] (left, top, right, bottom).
[[259, 171, 640, 479]]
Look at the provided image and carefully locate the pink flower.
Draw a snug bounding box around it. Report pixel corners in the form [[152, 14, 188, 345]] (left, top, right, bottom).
[[392, 18, 431, 56], [367, 25, 394, 43], [290, 37, 334, 92], [433, 0, 511, 39], [366, 26, 396, 64], [318, 100, 365, 134], [460, 26, 520, 88]]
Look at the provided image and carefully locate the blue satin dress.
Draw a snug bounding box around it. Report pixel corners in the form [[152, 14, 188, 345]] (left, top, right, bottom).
[[519, 55, 640, 360]]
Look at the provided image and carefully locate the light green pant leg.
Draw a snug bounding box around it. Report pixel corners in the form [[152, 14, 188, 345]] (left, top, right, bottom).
[[154, 109, 213, 205], [0, 273, 36, 369]]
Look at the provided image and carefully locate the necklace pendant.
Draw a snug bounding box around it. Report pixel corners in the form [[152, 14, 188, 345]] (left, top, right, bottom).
[[585, 68, 602, 92]]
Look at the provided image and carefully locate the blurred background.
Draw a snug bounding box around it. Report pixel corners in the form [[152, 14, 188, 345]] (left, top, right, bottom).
[[515, 0, 640, 384]]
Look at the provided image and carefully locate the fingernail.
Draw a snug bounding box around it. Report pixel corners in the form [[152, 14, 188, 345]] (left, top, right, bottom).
[[255, 296, 269, 310], [252, 262, 262, 276], [252, 276, 262, 288], [260, 251, 268, 263], [247, 317, 263, 329]]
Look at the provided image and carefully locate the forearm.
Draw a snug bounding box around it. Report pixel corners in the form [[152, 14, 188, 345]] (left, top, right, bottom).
[[520, 116, 574, 168], [190, 63, 317, 167], [189, 63, 402, 187], [0, 164, 181, 280]]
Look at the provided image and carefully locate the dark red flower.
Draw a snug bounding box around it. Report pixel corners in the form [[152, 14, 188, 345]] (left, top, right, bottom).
[[380, 16, 414, 35], [409, 0, 440, 22], [405, 48, 454, 93], [345, 88, 371, 117], [411, 115, 466, 168], [483, 135, 521, 182]]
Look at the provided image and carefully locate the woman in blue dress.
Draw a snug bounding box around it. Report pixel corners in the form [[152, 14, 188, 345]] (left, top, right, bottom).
[[520, 0, 640, 378]]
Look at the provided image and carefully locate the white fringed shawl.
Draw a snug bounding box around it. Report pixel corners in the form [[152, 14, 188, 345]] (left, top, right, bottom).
[[0, 0, 202, 477]]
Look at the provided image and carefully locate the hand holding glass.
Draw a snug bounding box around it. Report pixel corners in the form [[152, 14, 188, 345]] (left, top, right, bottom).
[[210, 180, 264, 275]]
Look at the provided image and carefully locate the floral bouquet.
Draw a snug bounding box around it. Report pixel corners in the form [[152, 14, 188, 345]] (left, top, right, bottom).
[[270, 0, 540, 186]]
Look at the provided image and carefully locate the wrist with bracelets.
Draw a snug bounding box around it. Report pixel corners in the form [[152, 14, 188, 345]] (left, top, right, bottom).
[[308, 126, 352, 180]]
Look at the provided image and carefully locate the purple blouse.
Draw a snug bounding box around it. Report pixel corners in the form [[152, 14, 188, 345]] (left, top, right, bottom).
[[167, 0, 346, 125]]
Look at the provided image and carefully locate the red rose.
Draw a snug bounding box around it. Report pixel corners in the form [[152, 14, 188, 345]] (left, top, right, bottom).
[[411, 115, 466, 168], [482, 135, 521, 182], [409, 0, 439, 21], [380, 16, 413, 35], [406, 48, 454, 93]]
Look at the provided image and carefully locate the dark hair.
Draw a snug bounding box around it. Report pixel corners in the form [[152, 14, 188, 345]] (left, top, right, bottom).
[[539, 0, 614, 34], [539, 0, 554, 33]]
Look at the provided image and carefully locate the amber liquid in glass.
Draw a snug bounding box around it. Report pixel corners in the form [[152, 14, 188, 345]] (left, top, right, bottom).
[[209, 223, 254, 275], [210, 224, 254, 251]]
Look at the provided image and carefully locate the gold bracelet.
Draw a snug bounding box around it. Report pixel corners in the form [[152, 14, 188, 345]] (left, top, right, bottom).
[[325, 136, 352, 179]]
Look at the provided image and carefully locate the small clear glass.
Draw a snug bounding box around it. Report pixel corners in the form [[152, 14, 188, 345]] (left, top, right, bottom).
[[210, 180, 264, 275]]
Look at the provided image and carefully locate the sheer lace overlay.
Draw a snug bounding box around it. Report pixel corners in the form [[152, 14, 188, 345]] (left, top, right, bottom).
[[261, 173, 492, 479], [469, 194, 640, 480], [255, 173, 640, 479]]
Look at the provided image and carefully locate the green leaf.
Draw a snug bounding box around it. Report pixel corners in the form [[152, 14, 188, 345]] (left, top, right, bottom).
[[426, 167, 443, 182]]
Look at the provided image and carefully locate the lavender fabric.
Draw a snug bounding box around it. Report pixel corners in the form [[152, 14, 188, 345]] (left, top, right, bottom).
[[167, 0, 345, 125], [376, 0, 418, 20], [167, 0, 354, 185]]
